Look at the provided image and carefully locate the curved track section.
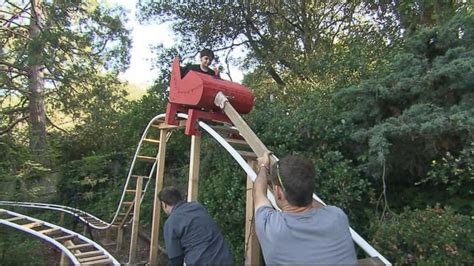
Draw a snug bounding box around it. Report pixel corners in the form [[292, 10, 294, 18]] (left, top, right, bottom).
[[0, 209, 119, 265], [0, 115, 173, 230]]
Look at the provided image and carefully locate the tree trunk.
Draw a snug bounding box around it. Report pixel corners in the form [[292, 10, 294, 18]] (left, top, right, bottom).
[[28, 0, 48, 162]]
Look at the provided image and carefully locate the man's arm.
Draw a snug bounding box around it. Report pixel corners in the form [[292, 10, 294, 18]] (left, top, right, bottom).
[[169, 255, 184, 266], [254, 151, 272, 212], [163, 221, 184, 265]]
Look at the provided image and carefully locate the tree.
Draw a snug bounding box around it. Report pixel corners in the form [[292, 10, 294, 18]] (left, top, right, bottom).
[[0, 0, 131, 162], [336, 10, 473, 209], [138, 0, 399, 89]]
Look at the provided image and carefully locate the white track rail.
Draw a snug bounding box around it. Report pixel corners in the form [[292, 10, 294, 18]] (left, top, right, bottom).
[[0, 209, 119, 265]]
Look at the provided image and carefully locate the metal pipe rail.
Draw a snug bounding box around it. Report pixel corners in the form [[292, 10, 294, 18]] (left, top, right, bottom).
[[0, 209, 119, 265]]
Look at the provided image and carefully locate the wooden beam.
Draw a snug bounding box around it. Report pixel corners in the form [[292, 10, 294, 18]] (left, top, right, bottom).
[[187, 135, 201, 202], [115, 227, 123, 253], [216, 92, 269, 158], [244, 160, 262, 265], [149, 129, 169, 265], [128, 175, 143, 264]]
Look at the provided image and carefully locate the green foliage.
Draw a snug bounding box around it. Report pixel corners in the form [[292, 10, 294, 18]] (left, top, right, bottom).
[[199, 140, 247, 264], [369, 206, 474, 264], [0, 227, 50, 265], [0, 0, 131, 157], [56, 152, 128, 219], [139, 1, 398, 87], [337, 11, 474, 184], [314, 151, 373, 218], [419, 142, 474, 199]]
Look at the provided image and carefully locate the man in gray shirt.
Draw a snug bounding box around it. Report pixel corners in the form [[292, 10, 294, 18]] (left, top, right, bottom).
[[159, 186, 234, 265], [254, 152, 358, 264]]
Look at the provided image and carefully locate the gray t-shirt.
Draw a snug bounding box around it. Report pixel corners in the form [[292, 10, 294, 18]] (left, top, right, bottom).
[[255, 204, 358, 265], [164, 201, 234, 265]]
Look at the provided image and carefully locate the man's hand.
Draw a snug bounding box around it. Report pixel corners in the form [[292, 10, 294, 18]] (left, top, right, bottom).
[[257, 151, 271, 170], [254, 151, 272, 212]]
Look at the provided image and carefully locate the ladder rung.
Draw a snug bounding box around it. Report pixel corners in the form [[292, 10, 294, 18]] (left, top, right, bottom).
[[75, 250, 104, 258], [5, 216, 25, 222], [54, 234, 76, 241], [38, 228, 61, 235], [136, 155, 156, 162], [131, 175, 150, 179], [143, 138, 160, 144], [151, 122, 185, 129], [78, 255, 109, 263], [126, 190, 136, 193], [68, 243, 94, 250], [236, 150, 257, 158], [22, 222, 43, 229], [81, 258, 112, 264], [224, 138, 249, 146], [122, 202, 133, 205]]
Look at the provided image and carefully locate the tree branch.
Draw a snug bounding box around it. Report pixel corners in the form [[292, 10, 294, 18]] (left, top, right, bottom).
[[0, 115, 29, 135], [46, 115, 70, 134]]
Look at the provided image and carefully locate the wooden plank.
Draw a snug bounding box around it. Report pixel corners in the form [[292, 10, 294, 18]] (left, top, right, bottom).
[[68, 243, 93, 250], [218, 94, 273, 162], [22, 222, 43, 229], [38, 228, 61, 235], [128, 175, 144, 264], [82, 258, 112, 264], [78, 255, 109, 263], [75, 250, 103, 258], [224, 137, 249, 146], [151, 123, 181, 130], [126, 189, 136, 193], [151, 120, 186, 129], [237, 150, 257, 159], [54, 234, 76, 241], [143, 138, 160, 144], [244, 160, 261, 265], [209, 124, 240, 134], [149, 129, 169, 265], [136, 155, 156, 162], [187, 135, 201, 202], [5, 216, 25, 222], [131, 175, 150, 179]]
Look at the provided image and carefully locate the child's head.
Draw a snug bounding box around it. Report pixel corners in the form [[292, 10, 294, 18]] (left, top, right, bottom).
[[200, 48, 214, 61], [199, 48, 214, 69]]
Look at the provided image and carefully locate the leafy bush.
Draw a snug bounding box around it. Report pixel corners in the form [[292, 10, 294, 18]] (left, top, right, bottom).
[[56, 152, 129, 219], [369, 206, 473, 264], [313, 151, 373, 220], [421, 143, 474, 198]]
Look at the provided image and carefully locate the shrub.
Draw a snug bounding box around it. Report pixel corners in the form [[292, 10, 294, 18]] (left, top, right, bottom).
[[369, 206, 473, 264]]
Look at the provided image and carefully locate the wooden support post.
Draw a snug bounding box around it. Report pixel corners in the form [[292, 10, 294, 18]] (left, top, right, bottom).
[[59, 251, 69, 266], [149, 129, 169, 265], [59, 240, 74, 266], [244, 160, 261, 265], [128, 176, 144, 264], [187, 135, 201, 202], [59, 212, 64, 226], [116, 226, 124, 252], [104, 227, 112, 245]]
